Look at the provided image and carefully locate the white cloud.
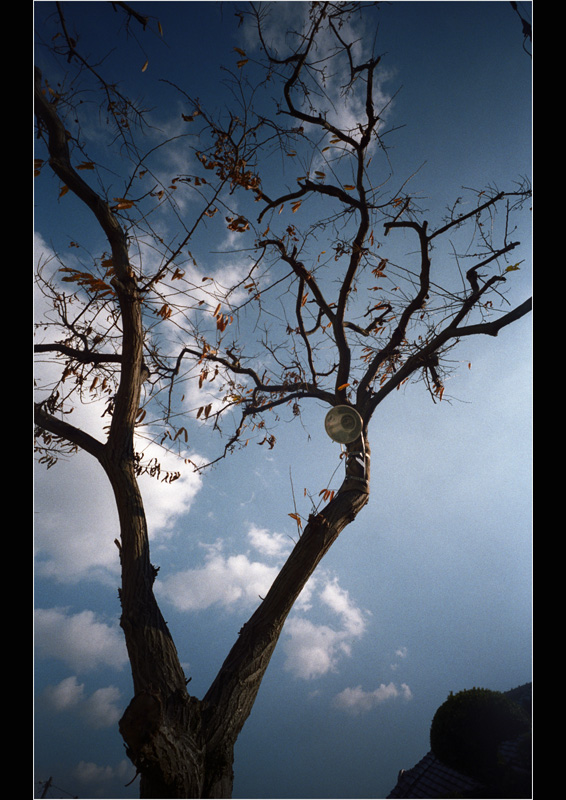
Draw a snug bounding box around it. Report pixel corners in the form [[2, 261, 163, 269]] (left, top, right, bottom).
[[33, 231, 208, 577], [82, 685, 123, 728], [283, 618, 347, 680], [34, 608, 128, 672], [390, 645, 409, 671], [136, 443, 204, 536], [282, 576, 368, 679], [43, 675, 85, 711], [34, 441, 204, 582], [42, 677, 123, 729], [156, 549, 280, 612], [247, 524, 292, 559], [74, 758, 132, 788], [319, 579, 367, 637], [155, 523, 367, 679], [34, 364, 204, 583], [333, 682, 413, 715], [34, 448, 121, 583]]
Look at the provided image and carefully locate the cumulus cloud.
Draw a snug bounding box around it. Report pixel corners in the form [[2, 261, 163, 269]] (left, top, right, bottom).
[[282, 577, 368, 679], [34, 413, 204, 584], [333, 682, 413, 715], [283, 618, 347, 680], [153, 519, 369, 681], [34, 608, 128, 672], [247, 524, 292, 559], [156, 548, 280, 612], [35, 435, 205, 582], [82, 685, 123, 728], [42, 676, 123, 729], [34, 449, 121, 583], [34, 441, 204, 582], [319, 579, 366, 638], [74, 758, 132, 789], [156, 521, 301, 612], [43, 675, 86, 711], [136, 443, 204, 537]]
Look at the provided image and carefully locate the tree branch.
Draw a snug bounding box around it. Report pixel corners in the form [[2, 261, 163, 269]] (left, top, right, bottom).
[[35, 65, 144, 458], [34, 341, 122, 366], [258, 238, 336, 324], [173, 345, 334, 409], [428, 189, 530, 241], [295, 276, 318, 384], [454, 297, 532, 337], [34, 402, 105, 461], [34, 66, 130, 280], [357, 220, 431, 402], [258, 179, 362, 223], [201, 446, 370, 754]]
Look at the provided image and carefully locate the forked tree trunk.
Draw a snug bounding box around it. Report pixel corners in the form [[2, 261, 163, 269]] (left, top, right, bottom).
[[107, 437, 370, 798], [36, 58, 376, 800]]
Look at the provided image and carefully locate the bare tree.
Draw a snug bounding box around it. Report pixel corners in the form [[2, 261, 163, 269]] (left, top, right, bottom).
[[34, 3, 531, 797]]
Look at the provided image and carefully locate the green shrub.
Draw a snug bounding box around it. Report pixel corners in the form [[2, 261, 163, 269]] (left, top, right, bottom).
[[430, 688, 530, 783]]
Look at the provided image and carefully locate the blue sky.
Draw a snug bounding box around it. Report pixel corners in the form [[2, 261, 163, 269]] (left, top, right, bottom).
[[34, 2, 532, 798]]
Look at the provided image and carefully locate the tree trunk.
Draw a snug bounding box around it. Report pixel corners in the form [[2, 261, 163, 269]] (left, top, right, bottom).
[[107, 434, 371, 798], [101, 457, 199, 794], [37, 60, 373, 796]]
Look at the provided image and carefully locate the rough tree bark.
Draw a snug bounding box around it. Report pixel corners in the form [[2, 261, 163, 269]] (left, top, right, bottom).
[[34, 57, 372, 797], [34, 3, 531, 796]]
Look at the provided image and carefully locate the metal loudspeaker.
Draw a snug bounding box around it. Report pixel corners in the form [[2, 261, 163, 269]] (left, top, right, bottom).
[[324, 405, 363, 444]]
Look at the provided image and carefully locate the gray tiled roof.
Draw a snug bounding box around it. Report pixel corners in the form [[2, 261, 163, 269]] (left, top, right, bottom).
[[386, 751, 484, 798], [386, 736, 531, 798], [387, 684, 532, 798]]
